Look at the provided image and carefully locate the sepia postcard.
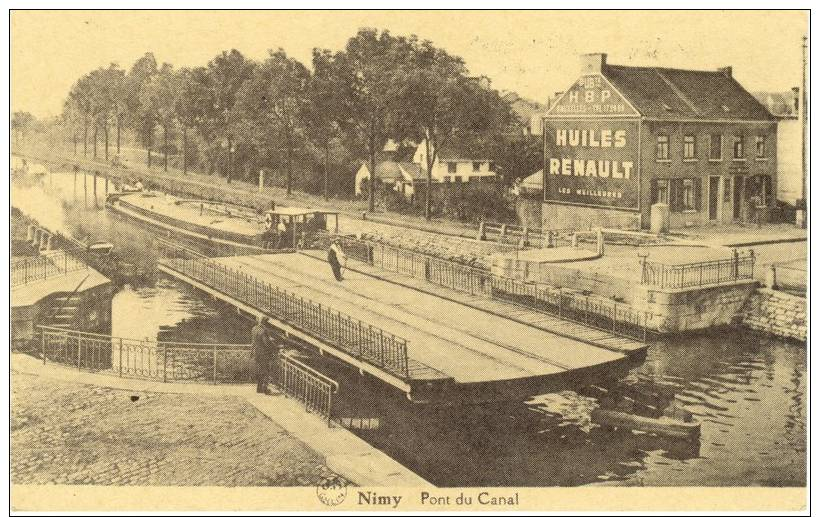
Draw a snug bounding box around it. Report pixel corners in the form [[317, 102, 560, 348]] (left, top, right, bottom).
[[8, 9, 809, 514]]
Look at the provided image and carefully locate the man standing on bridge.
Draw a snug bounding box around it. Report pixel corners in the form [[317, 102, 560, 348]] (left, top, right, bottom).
[[251, 317, 277, 394], [327, 238, 346, 281]]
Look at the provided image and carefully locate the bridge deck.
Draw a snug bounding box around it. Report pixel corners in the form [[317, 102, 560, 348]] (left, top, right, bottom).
[[210, 253, 627, 385], [300, 250, 647, 357]]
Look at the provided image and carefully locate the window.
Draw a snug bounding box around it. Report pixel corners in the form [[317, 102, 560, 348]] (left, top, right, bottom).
[[683, 135, 696, 160], [682, 179, 696, 211], [652, 179, 670, 204], [669, 178, 702, 213], [724, 177, 731, 202], [489, 162, 497, 172], [733, 136, 745, 160], [455, 176, 463, 183], [656, 135, 670, 161], [709, 134, 723, 161], [447, 162, 457, 174], [443, 176, 451, 183], [756, 136, 767, 159], [472, 161, 482, 172]]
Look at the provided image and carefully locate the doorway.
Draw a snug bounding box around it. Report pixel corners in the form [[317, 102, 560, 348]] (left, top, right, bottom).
[[708, 176, 720, 221], [732, 176, 744, 220]]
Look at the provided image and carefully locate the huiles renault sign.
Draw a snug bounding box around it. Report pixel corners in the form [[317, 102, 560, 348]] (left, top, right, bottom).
[[543, 74, 641, 210]]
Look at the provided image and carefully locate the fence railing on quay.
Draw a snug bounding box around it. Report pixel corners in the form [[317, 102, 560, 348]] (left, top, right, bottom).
[[30, 325, 253, 383], [641, 251, 756, 289], [157, 241, 411, 379], [336, 234, 650, 342], [11, 251, 88, 287], [275, 352, 338, 424]]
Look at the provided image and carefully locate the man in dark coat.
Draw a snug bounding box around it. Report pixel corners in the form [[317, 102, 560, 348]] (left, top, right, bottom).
[[327, 238, 346, 281], [251, 317, 276, 394]]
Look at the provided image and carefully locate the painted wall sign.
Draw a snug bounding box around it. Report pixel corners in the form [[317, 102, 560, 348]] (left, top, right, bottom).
[[543, 119, 641, 210], [549, 74, 639, 117]]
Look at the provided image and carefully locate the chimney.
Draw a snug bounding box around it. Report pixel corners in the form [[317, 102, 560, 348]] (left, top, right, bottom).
[[792, 86, 800, 114], [718, 66, 733, 78], [580, 53, 607, 74]]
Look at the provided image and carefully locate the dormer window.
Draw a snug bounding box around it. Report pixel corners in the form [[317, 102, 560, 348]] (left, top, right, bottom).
[[447, 162, 457, 174]]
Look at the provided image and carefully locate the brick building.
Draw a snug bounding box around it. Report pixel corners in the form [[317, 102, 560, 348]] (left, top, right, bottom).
[[542, 53, 778, 230]]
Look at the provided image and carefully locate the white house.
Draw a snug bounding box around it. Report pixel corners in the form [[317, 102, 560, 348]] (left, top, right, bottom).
[[412, 140, 497, 184], [354, 161, 425, 198]]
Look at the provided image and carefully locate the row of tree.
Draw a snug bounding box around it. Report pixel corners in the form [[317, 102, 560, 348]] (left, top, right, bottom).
[[61, 29, 518, 218]]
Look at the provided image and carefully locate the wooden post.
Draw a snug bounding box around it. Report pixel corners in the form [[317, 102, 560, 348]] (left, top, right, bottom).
[[213, 345, 217, 384]]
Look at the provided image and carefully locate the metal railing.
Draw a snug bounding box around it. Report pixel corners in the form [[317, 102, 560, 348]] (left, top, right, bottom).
[[641, 252, 756, 289], [33, 325, 253, 383], [158, 243, 411, 379], [338, 235, 650, 341], [274, 352, 338, 424], [11, 251, 88, 287]]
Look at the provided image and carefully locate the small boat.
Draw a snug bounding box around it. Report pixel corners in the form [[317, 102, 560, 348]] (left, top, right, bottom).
[[87, 241, 114, 255], [591, 408, 701, 441]]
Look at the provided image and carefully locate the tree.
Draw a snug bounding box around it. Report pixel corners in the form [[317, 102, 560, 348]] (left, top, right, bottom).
[[140, 65, 181, 172], [304, 49, 351, 200], [11, 111, 35, 144], [201, 49, 256, 181], [336, 29, 414, 212], [393, 41, 515, 219], [86, 64, 125, 162], [175, 67, 209, 174], [124, 53, 159, 166], [235, 49, 309, 194]]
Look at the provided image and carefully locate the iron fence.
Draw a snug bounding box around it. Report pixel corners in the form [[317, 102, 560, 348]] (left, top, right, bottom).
[[34, 325, 253, 383], [158, 243, 411, 379], [274, 352, 338, 424], [338, 234, 650, 341], [641, 252, 756, 289], [11, 251, 88, 287]]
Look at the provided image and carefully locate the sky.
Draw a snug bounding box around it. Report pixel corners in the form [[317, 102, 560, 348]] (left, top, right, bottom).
[[11, 10, 809, 119]]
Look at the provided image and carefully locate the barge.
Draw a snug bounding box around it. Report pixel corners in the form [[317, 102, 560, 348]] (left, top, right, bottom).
[[106, 191, 339, 253]]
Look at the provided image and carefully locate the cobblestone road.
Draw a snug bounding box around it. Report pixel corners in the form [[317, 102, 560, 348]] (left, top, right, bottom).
[[11, 372, 345, 486]]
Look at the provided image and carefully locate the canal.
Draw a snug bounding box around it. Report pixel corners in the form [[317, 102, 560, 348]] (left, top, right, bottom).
[[11, 159, 806, 488]]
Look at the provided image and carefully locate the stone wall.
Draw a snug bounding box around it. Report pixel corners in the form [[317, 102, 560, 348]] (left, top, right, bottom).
[[741, 288, 807, 342], [633, 280, 758, 333]]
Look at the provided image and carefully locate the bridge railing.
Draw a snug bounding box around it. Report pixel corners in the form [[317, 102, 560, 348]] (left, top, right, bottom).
[[32, 325, 253, 383], [158, 243, 411, 379], [338, 235, 650, 342], [11, 251, 88, 287], [275, 352, 338, 424], [641, 252, 756, 289]]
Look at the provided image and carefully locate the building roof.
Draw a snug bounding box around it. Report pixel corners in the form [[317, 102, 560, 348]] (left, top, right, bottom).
[[602, 64, 777, 121], [362, 161, 425, 182]]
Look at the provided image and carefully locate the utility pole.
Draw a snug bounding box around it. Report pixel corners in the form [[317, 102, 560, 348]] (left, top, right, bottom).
[[801, 35, 808, 229]]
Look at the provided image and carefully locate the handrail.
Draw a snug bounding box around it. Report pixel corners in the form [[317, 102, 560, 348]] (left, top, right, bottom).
[[11, 250, 88, 287], [157, 240, 411, 379], [281, 350, 339, 393], [37, 325, 250, 349], [641, 252, 756, 289], [337, 234, 651, 342]]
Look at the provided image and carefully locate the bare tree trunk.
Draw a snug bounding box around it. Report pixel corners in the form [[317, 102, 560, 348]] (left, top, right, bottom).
[[93, 123, 98, 159], [182, 126, 187, 175], [368, 121, 376, 212], [286, 132, 293, 195], [104, 120, 109, 162], [163, 124, 168, 172], [424, 133, 434, 220], [226, 134, 233, 184], [83, 120, 88, 157], [147, 127, 152, 168], [323, 139, 330, 201]]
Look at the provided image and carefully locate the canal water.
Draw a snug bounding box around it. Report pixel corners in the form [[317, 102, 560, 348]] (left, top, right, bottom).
[[11, 159, 806, 487]]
